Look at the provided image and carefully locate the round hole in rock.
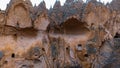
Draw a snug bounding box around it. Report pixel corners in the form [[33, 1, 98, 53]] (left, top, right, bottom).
[[84, 54, 89, 57], [66, 47, 69, 50], [11, 53, 15, 58], [53, 58, 56, 61], [78, 44, 82, 47], [4, 60, 8, 64], [114, 33, 120, 38], [66, 46, 70, 50], [42, 48, 45, 51]]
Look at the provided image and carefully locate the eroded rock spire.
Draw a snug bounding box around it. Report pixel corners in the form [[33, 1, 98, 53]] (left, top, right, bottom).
[[53, 0, 61, 9], [65, 0, 74, 4]]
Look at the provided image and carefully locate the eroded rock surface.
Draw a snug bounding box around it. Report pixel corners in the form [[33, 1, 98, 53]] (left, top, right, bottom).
[[0, 0, 120, 68]]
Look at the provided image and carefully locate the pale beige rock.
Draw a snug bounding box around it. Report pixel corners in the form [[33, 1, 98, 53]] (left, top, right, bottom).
[[0, 0, 119, 68], [34, 16, 50, 30], [0, 11, 5, 26], [6, 0, 33, 28]]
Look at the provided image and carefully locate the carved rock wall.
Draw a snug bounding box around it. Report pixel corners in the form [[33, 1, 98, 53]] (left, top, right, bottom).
[[0, 0, 120, 68]]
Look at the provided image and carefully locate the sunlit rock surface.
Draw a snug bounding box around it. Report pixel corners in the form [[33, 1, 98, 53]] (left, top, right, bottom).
[[0, 0, 120, 68], [6, 0, 33, 28]]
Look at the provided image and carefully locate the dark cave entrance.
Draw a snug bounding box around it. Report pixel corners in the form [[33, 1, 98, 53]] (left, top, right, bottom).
[[60, 18, 89, 35], [114, 33, 120, 38]]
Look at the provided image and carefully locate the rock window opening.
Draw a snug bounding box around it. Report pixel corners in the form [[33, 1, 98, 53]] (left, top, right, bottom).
[[11, 53, 15, 58], [66, 47, 69, 50], [42, 48, 45, 51], [78, 44, 82, 47], [84, 54, 89, 57], [66, 46, 70, 50], [77, 44, 82, 51]]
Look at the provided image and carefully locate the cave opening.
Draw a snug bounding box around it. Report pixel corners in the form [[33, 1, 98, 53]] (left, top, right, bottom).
[[11, 53, 15, 58], [78, 44, 82, 47], [60, 18, 89, 35], [114, 33, 120, 38], [84, 54, 89, 57], [18, 27, 38, 37], [77, 44, 82, 51]]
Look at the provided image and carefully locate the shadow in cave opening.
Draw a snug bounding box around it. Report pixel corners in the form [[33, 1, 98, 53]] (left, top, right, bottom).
[[52, 18, 90, 35], [114, 33, 120, 38]]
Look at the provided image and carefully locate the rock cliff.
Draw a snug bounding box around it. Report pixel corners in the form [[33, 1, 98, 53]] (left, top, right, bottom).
[[0, 0, 120, 68]]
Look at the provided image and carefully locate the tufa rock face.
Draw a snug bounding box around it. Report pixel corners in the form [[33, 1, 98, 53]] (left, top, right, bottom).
[[0, 11, 5, 26], [34, 1, 49, 31], [109, 0, 120, 10], [53, 0, 61, 9], [0, 0, 120, 68], [6, 0, 33, 28]]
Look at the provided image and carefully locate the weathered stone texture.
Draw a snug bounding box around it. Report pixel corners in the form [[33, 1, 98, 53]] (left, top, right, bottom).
[[6, 0, 33, 28], [0, 0, 120, 68]]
